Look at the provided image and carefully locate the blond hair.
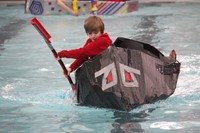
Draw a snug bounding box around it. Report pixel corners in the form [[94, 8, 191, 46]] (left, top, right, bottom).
[[84, 16, 105, 34]]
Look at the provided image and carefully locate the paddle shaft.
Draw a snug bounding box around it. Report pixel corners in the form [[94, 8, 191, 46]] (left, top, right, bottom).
[[31, 17, 75, 90], [47, 43, 74, 87]]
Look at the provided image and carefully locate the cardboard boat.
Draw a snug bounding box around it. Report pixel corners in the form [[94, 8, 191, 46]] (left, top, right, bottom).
[[30, 17, 180, 111], [25, 0, 138, 15], [75, 37, 181, 111]]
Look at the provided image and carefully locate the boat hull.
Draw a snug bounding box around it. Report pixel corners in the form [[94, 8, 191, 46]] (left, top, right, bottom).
[[75, 37, 181, 111], [25, 0, 138, 15]]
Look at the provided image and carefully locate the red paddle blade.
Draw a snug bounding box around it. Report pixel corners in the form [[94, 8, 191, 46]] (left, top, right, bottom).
[[31, 17, 51, 44]]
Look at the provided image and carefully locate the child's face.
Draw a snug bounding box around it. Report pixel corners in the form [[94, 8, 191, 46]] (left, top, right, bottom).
[[87, 31, 102, 42]]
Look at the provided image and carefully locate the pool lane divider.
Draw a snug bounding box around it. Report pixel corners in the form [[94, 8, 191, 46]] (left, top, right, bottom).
[[30, 17, 76, 96]]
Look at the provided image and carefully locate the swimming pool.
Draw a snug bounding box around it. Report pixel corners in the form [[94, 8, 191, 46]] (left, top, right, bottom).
[[0, 2, 200, 132]]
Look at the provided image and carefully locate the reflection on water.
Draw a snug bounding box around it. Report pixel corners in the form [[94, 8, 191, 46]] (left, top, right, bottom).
[[0, 18, 26, 53], [111, 108, 155, 132], [134, 15, 171, 45]]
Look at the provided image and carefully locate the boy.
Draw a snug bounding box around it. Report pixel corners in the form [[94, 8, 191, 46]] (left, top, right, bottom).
[[57, 15, 112, 76]]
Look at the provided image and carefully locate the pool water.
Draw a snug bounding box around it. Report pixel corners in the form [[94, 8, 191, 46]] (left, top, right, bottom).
[[0, 3, 200, 133]]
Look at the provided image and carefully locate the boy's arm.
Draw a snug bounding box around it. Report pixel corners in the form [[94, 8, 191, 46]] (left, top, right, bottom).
[[58, 34, 112, 59], [56, 0, 78, 16], [70, 58, 88, 72]]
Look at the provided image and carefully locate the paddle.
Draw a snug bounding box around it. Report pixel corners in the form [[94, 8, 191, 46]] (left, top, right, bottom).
[[30, 17, 76, 96]]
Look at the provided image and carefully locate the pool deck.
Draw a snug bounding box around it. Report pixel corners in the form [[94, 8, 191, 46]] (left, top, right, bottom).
[[0, 0, 199, 5]]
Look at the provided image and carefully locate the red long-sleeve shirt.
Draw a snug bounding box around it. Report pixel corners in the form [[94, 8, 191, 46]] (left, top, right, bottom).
[[58, 33, 112, 71]]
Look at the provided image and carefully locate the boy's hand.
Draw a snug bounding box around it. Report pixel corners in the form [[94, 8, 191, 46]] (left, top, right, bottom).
[[67, 67, 72, 76], [55, 55, 60, 61], [72, 11, 79, 16], [63, 67, 72, 78]]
